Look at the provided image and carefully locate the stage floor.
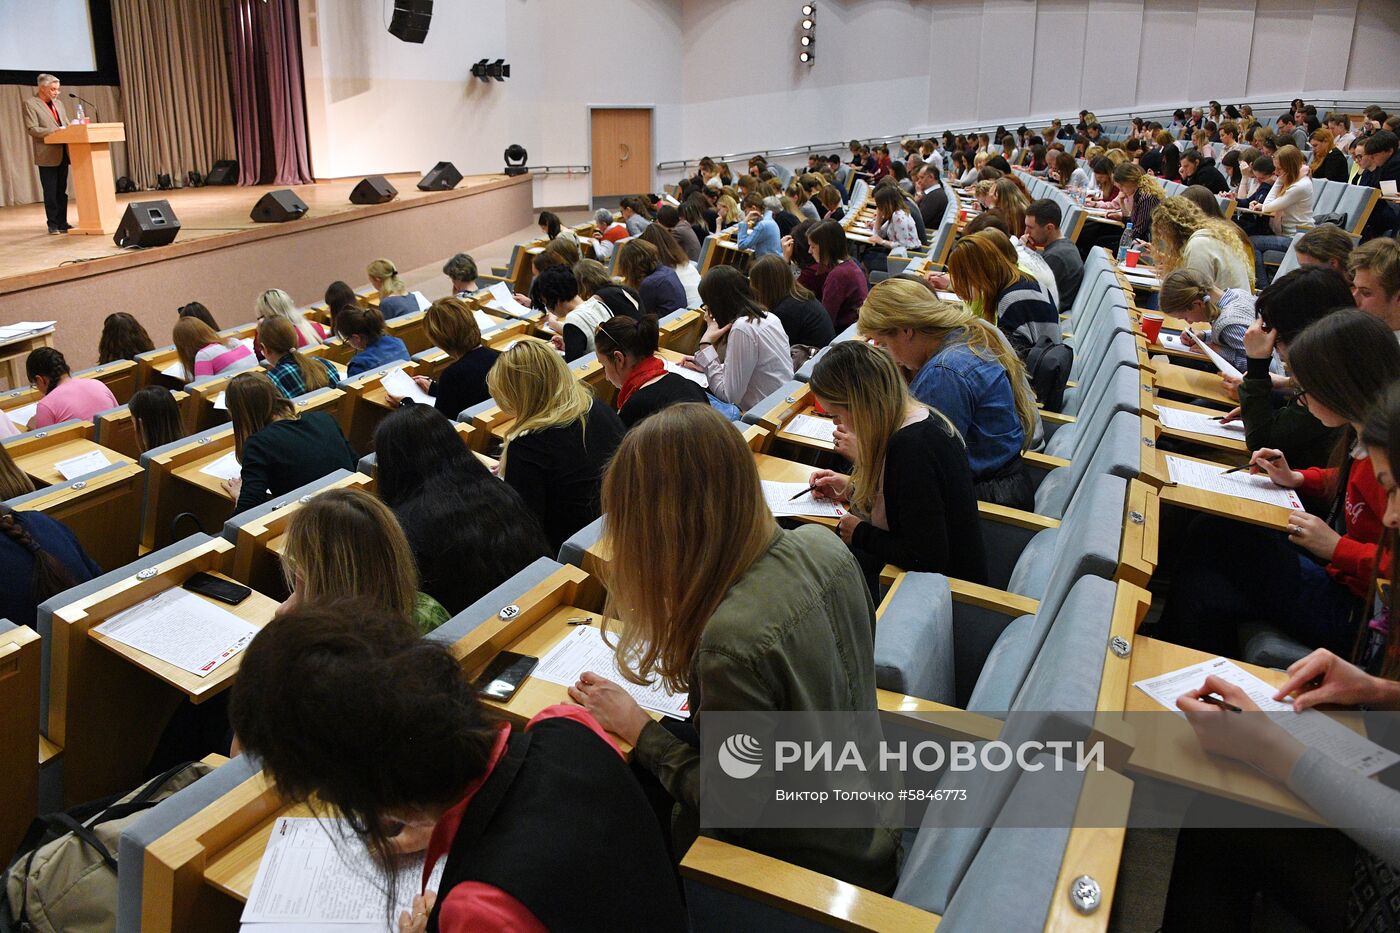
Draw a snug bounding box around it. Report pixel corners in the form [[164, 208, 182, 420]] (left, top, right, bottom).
[[0, 173, 516, 295]]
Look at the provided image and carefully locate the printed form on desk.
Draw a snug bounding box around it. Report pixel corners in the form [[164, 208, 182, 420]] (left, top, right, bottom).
[[783, 413, 837, 444], [380, 367, 434, 406], [761, 481, 846, 519], [534, 624, 690, 719], [94, 587, 258, 677], [662, 360, 708, 388], [201, 451, 242, 482], [54, 449, 110, 480], [1155, 407, 1247, 442], [484, 283, 536, 319], [1165, 455, 1303, 510], [1134, 656, 1400, 778], [241, 817, 445, 932]]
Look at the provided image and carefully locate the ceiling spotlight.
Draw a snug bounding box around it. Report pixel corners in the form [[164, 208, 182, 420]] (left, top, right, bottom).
[[801, 4, 815, 15], [801, 18, 814, 29], [799, 51, 813, 63], [800, 35, 813, 46]]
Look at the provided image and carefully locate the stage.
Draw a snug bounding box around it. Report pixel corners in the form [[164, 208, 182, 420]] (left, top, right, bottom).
[[0, 173, 533, 369]]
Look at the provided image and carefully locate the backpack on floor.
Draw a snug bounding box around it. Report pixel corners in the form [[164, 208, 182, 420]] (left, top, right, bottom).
[[4, 760, 213, 933]]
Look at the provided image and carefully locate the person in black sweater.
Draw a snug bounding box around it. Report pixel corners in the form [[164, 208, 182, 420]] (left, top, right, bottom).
[[225, 372, 357, 513], [594, 315, 707, 429], [374, 405, 550, 614], [386, 298, 499, 419], [1180, 149, 1229, 194], [488, 341, 625, 551], [748, 254, 835, 350], [807, 341, 987, 595]]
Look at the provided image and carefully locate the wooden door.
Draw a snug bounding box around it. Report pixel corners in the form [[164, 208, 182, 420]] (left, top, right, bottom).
[[591, 108, 653, 197]]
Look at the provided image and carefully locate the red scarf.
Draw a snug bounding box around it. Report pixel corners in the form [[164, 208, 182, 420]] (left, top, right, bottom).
[[616, 355, 666, 410]]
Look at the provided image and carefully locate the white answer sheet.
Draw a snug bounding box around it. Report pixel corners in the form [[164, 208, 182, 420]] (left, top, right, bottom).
[[54, 449, 110, 480], [534, 624, 690, 719], [380, 367, 434, 406], [484, 282, 536, 319], [662, 360, 708, 388], [5, 402, 38, 428], [241, 817, 445, 929], [94, 588, 258, 677], [200, 451, 242, 482], [1155, 406, 1247, 442], [1164, 455, 1303, 510], [1134, 657, 1400, 778], [783, 413, 837, 445], [1159, 333, 1207, 356], [761, 480, 846, 519]]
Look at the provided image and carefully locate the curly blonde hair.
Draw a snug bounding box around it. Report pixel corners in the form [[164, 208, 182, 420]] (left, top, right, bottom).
[[1150, 196, 1256, 289]]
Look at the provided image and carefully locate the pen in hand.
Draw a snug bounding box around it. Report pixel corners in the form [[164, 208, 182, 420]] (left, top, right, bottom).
[[789, 484, 822, 501], [1197, 693, 1244, 713], [1223, 453, 1280, 475]]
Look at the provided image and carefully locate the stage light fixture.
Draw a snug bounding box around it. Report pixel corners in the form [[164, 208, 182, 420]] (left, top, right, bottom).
[[799, 3, 815, 65], [504, 144, 529, 177], [800, 50, 813, 63], [471, 58, 511, 83], [800, 35, 813, 47], [801, 3, 815, 15]]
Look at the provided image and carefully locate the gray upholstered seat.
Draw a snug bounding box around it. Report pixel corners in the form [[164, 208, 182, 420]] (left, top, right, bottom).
[[872, 572, 954, 703], [1034, 409, 1141, 520], [557, 515, 605, 569], [740, 379, 806, 427], [1050, 365, 1142, 454], [220, 468, 359, 544], [426, 556, 565, 645], [1238, 621, 1312, 670]]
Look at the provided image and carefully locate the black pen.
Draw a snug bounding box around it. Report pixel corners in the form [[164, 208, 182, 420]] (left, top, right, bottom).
[[1197, 693, 1243, 713], [1223, 453, 1280, 475], [789, 484, 822, 501]]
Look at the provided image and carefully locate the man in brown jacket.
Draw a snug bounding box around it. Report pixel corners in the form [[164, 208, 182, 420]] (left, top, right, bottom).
[[22, 74, 71, 234]]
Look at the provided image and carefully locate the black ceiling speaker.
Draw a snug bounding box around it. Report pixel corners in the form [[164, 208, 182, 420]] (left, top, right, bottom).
[[250, 189, 309, 223], [114, 200, 180, 248], [389, 0, 433, 43], [417, 161, 462, 191], [206, 160, 238, 185], [349, 175, 398, 205]]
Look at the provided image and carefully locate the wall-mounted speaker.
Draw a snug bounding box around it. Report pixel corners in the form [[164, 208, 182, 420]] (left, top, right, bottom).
[[389, 0, 433, 43], [417, 161, 462, 191], [250, 189, 309, 223], [114, 200, 180, 248], [350, 175, 398, 205]]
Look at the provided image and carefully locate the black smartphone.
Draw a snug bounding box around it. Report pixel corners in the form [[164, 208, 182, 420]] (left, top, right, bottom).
[[472, 651, 538, 701], [183, 571, 253, 606]]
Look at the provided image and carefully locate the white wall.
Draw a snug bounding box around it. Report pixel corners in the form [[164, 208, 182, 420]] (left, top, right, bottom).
[[298, 0, 1400, 207]]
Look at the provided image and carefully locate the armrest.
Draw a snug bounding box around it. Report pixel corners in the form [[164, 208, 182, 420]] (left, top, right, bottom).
[[876, 689, 1004, 742], [680, 837, 936, 932], [949, 578, 1039, 617], [1040, 411, 1076, 426], [976, 502, 1058, 591], [1021, 450, 1071, 471]]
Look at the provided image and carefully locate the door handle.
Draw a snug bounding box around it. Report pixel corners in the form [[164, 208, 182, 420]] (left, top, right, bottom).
[[620, 143, 631, 163]]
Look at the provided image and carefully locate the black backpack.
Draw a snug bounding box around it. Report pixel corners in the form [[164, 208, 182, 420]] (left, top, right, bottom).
[[1024, 339, 1073, 413]]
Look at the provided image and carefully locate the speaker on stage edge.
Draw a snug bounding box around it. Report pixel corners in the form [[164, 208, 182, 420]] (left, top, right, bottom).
[[114, 200, 180, 249], [389, 0, 433, 43], [250, 189, 310, 224], [349, 175, 399, 205], [206, 160, 238, 185], [417, 161, 462, 191]]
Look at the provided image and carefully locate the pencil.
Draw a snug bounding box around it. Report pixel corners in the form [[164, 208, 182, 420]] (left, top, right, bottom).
[[1223, 454, 1280, 475]]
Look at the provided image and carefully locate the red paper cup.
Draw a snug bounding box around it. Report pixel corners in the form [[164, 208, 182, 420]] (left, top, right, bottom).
[[1125, 248, 1141, 268], [1141, 313, 1164, 344]]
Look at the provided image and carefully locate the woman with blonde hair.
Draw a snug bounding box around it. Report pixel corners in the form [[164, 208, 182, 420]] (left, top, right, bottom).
[[1158, 267, 1260, 373], [859, 277, 1038, 508], [1106, 162, 1166, 237], [254, 288, 328, 351], [1308, 127, 1348, 183], [714, 193, 741, 232], [365, 258, 423, 319], [945, 230, 1061, 359], [989, 178, 1030, 240], [258, 317, 340, 399], [224, 372, 355, 513], [1149, 195, 1255, 290], [172, 316, 253, 382], [806, 340, 986, 592], [1250, 144, 1315, 286], [487, 341, 624, 550], [278, 488, 448, 634], [565, 402, 898, 894]]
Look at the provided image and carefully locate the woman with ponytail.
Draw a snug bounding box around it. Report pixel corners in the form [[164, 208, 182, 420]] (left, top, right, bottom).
[[593, 315, 707, 428], [258, 317, 341, 399], [0, 496, 99, 630]]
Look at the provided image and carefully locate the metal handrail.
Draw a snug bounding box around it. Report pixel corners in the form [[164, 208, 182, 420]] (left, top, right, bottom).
[[654, 95, 1400, 174], [527, 165, 590, 175]]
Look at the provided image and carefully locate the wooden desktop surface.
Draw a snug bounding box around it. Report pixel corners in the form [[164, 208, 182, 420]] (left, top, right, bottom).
[[13, 438, 135, 487]]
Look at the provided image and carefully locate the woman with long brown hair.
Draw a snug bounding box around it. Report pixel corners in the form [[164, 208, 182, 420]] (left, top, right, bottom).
[[945, 230, 1060, 358], [258, 317, 340, 400], [807, 340, 986, 592], [1250, 144, 1315, 286], [97, 312, 154, 364], [566, 402, 899, 893], [172, 316, 253, 382], [616, 239, 687, 317], [748, 253, 834, 351], [224, 372, 355, 513]]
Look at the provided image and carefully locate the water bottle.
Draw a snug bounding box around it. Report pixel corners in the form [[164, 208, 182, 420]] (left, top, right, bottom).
[[1116, 222, 1135, 262], [75, 101, 85, 123]]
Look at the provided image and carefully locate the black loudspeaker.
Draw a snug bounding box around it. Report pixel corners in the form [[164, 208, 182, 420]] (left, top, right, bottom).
[[250, 189, 309, 223], [417, 161, 462, 191], [206, 160, 238, 185], [113, 200, 180, 248], [349, 175, 398, 205], [388, 0, 433, 43]]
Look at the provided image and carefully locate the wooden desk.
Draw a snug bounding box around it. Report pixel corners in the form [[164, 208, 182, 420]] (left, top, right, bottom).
[[1125, 636, 1361, 824], [755, 452, 840, 529], [1151, 359, 1235, 408], [9, 434, 134, 488], [0, 325, 55, 392], [1151, 448, 1295, 531], [144, 429, 237, 550], [1152, 398, 1249, 459], [0, 623, 41, 863], [48, 537, 242, 805], [18, 462, 144, 573], [773, 404, 836, 454], [659, 309, 704, 354]]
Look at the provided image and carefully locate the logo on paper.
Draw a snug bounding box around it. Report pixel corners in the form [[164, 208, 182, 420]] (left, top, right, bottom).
[[718, 733, 763, 779]]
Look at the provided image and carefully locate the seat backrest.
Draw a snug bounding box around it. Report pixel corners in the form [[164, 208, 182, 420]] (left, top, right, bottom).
[[873, 572, 955, 703], [1274, 230, 1306, 279], [1335, 184, 1380, 236], [426, 556, 565, 645], [1006, 472, 1128, 609], [1035, 409, 1140, 519], [1310, 179, 1343, 216]]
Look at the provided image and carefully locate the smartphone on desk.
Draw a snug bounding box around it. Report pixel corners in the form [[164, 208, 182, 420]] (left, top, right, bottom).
[[473, 651, 538, 701], [183, 571, 253, 606]]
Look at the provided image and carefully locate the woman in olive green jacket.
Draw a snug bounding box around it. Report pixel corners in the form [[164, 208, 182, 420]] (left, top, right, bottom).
[[568, 402, 900, 894]]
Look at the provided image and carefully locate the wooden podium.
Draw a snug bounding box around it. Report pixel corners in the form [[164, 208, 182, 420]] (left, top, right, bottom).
[[43, 122, 125, 236]]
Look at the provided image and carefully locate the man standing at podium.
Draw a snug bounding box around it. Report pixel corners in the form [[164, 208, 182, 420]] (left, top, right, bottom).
[[21, 74, 71, 235]]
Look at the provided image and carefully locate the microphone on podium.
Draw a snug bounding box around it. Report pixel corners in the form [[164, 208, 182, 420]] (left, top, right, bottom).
[[67, 92, 99, 122]]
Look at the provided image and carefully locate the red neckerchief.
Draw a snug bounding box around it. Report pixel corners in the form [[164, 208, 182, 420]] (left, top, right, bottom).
[[616, 355, 666, 410]]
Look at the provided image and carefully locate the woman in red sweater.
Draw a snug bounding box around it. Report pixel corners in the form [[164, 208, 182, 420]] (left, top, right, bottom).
[[1160, 309, 1398, 658], [806, 220, 869, 332]]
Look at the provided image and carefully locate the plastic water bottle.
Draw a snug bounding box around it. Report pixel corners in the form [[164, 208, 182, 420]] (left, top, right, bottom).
[[1116, 222, 1135, 262], [75, 101, 85, 123]]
